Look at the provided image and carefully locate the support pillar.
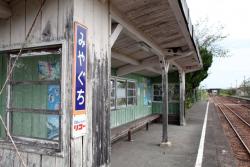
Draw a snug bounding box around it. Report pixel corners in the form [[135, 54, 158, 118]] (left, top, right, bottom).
[[160, 59, 171, 146], [179, 70, 186, 126]]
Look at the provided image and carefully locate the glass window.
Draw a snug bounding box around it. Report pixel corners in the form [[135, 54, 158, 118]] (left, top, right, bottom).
[[153, 84, 162, 102], [116, 80, 127, 107], [110, 78, 137, 108], [110, 79, 115, 109], [6, 53, 61, 149], [127, 81, 136, 106]]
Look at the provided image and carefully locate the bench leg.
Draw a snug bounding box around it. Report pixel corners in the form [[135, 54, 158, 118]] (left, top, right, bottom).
[[146, 122, 149, 131], [128, 131, 132, 142]]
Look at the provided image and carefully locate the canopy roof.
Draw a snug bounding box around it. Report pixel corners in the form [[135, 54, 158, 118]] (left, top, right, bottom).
[[110, 0, 202, 77]]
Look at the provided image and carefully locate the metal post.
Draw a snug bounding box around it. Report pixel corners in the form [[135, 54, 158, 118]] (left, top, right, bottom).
[[244, 76, 246, 96], [179, 70, 186, 126], [160, 60, 170, 145]]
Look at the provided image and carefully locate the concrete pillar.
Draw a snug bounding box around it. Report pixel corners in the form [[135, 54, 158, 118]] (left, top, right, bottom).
[[161, 60, 170, 145], [179, 70, 186, 126]]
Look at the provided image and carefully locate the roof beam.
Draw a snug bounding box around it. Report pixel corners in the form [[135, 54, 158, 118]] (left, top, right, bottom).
[[158, 33, 183, 44], [167, 0, 202, 69], [110, 23, 123, 47], [185, 66, 202, 73], [111, 51, 139, 65], [117, 58, 159, 76], [116, 51, 194, 76], [168, 51, 194, 61], [0, 1, 11, 19], [146, 67, 162, 75], [167, 0, 193, 50], [110, 4, 166, 58]]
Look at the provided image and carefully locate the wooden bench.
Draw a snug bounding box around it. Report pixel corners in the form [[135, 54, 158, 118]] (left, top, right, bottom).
[[111, 114, 160, 143]]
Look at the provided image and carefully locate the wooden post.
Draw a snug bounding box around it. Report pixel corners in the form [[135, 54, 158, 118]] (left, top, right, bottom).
[[179, 70, 186, 126], [161, 60, 170, 145]]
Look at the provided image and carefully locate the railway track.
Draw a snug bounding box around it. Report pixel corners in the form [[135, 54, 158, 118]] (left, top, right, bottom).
[[217, 104, 250, 156], [225, 96, 250, 111], [215, 96, 250, 124], [213, 96, 250, 166]]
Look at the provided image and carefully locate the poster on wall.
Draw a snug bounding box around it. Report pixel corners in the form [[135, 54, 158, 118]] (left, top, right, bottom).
[[143, 79, 152, 105], [47, 85, 60, 140], [38, 61, 60, 80], [72, 22, 88, 138]]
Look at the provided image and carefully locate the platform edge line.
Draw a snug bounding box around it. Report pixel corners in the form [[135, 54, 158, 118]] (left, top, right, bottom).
[[195, 101, 210, 167]]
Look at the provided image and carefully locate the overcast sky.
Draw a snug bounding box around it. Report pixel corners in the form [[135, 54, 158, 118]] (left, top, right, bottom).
[[186, 0, 250, 89]]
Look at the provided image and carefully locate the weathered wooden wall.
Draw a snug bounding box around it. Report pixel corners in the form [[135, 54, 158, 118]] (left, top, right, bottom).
[[0, 0, 72, 166], [73, 0, 110, 167], [0, 0, 72, 50], [0, 55, 7, 139]]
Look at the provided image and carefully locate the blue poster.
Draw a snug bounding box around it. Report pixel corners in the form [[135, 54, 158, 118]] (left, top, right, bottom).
[[143, 79, 152, 105], [47, 85, 60, 140]]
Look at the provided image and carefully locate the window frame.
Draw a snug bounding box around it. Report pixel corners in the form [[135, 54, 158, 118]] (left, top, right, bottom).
[[110, 78, 116, 110], [115, 78, 127, 109], [127, 80, 137, 106], [111, 77, 137, 110], [0, 44, 65, 156], [152, 84, 162, 102]]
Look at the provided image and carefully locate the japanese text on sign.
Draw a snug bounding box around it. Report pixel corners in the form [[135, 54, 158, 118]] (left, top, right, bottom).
[[72, 22, 88, 138]]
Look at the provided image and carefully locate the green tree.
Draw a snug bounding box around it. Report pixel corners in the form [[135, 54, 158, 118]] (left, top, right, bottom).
[[186, 47, 213, 93], [194, 19, 229, 57], [185, 19, 229, 104]]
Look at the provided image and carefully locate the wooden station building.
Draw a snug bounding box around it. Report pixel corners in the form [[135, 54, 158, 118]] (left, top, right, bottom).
[[0, 0, 202, 166]]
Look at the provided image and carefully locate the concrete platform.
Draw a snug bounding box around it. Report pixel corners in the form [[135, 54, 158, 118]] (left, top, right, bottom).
[[111, 101, 236, 167]]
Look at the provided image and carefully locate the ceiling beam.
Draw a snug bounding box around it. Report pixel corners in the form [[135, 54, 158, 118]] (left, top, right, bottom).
[[146, 67, 162, 75], [117, 58, 159, 76], [167, 0, 193, 50], [110, 2, 202, 75], [158, 33, 183, 44], [185, 65, 202, 73], [167, 0, 202, 69], [110, 23, 123, 47], [0, 1, 11, 19], [111, 51, 139, 65], [110, 4, 166, 58], [168, 51, 194, 61], [115, 51, 194, 76]]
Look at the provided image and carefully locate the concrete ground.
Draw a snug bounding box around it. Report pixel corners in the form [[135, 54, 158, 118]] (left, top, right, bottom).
[[111, 101, 236, 167]]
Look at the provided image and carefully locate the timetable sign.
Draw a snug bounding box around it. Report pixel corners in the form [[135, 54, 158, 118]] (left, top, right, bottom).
[[72, 22, 88, 138]]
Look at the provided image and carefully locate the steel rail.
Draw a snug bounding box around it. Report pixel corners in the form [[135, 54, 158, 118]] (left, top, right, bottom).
[[242, 104, 250, 110], [227, 96, 250, 111], [217, 104, 250, 155], [223, 104, 250, 127]]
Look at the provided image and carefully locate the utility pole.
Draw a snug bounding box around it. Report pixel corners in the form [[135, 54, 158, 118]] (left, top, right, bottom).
[[244, 76, 246, 96], [235, 80, 238, 97]]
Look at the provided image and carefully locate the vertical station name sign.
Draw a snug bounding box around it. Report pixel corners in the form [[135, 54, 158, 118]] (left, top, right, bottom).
[[72, 22, 88, 138]]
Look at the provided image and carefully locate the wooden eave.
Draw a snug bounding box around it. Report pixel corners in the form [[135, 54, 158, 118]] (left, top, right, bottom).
[[111, 0, 202, 77]]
